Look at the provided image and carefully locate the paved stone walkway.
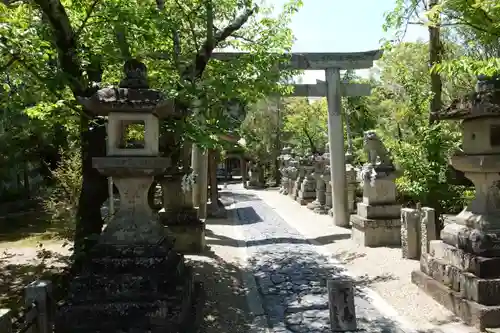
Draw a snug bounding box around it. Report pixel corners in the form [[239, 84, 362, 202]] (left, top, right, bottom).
[[226, 189, 407, 333]]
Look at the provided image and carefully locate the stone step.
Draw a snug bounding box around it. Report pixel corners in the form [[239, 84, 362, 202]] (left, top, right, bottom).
[[411, 269, 500, 330], [56, 300, 184, 332], [83, 250, 184, 275], [56, 282, 205, 333], [88, 239, 176, 258], [68, 267, 194, 303], [429, 240, 500, 279], [421, 253, 500, 305]]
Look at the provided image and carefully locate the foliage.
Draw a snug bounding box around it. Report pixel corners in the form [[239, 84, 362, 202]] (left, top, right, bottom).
[[282, 97, 328, 154], [41, 148, 82, 242]]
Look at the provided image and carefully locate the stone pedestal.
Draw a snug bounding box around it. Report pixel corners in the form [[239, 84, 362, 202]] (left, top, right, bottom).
[[159, 174, 205, 254], [297, 165, 315, 205], [307, 177, 326, 212], [57, 159, 204, 333], [412, 155, 500, 330], [350, 172, 401, 247]]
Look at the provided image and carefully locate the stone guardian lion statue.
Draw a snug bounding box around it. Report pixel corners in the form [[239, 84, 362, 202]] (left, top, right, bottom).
[[363, 130, 394, 168]]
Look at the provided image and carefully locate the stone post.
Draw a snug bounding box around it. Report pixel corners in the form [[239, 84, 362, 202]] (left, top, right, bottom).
[[401, 208, 420, 259], [420, 207, 437, 255], [327, 279, 357, 331]]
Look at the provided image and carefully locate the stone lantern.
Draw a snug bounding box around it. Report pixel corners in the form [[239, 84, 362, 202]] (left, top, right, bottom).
[[56, 60, 203, 332], [412, 74, 500, 330]]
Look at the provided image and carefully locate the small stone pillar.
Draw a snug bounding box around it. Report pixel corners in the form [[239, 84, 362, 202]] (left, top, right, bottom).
[[350, 131, 401, 247], [297, 162, 316, 205], [345, 153, 358, 214], [307, 154, 326, 212], [412, 75, 500, 330], [401, 208, 421, 259], [420, 207, 437, 255], [57, 60, 203, 332]]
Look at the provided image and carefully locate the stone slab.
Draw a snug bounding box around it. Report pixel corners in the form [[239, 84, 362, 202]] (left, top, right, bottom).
[[163, 224, 206, 254], [350, 215, 401, 247], [411, 270, 500, 330], [429, 240, 500, 278], [420, 253, 500, 305], [441, 222, 500, 258], [356, 202, 400, 219]]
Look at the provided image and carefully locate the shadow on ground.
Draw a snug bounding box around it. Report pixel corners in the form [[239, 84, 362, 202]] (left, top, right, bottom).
[[187, 247, 264, 333], [0, 248, 71, 312], [247, 249, 400, 332]]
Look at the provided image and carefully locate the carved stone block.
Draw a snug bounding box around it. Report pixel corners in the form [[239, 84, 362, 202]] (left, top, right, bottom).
[[401, 208, 420, 260]]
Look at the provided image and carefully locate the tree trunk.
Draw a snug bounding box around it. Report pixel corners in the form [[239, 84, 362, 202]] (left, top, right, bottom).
[[73, 118, 109, 258], [428, 0, 442, 124]]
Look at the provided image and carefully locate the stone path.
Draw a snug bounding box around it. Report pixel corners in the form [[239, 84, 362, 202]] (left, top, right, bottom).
[[226, 189, 407, 333]]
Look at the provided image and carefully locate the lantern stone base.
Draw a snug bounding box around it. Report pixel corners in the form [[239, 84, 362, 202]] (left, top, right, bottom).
[[412, 240, 500, 330], [56, 235, 204, 333], [159, 208, 206, 254], [246, 180, 265, 189], [350, 215, 401, 247]]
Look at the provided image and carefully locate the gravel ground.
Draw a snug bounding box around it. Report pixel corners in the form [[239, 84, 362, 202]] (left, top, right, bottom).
[[225, 188, 408, 333], [240, 185, 477, 333]]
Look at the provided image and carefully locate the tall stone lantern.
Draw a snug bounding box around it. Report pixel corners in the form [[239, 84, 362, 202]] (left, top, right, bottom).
[[412, 74, 500, 330], [56, 60, 203, 332]]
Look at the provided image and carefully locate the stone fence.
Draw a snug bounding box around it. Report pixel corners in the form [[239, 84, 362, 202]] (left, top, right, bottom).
[[0, 280, 54, 333]]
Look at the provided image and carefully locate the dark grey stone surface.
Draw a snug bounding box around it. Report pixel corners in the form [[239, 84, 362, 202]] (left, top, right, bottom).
[[225, 189, 407, 333]]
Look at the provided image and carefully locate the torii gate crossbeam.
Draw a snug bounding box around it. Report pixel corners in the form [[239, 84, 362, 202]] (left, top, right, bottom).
[[213, 50, 383, 227]]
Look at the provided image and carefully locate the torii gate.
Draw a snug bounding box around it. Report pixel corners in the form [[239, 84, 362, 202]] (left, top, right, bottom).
[[212, 50, 382, 227]]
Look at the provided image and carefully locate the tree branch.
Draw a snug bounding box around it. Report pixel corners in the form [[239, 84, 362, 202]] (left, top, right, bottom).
[[183, 5, 258, 81], [74, 0, 101, 39], [0, 56, 18, 72], [33, 0, 87, 97]]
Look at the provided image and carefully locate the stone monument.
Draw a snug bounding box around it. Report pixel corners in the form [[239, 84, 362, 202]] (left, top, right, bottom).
[[350, 130, 401, 247], [307, 153, 327, 213], [292, 160, 305, 200], [278, 147, 292, 195], [56, 60, 204, 332], [321, 147, 332, 215], [246, 161, 265, 189], [297, 154, 316, 205], [159, 166, 205, 254], [287, 157, 300, 198], [345, 152, 358, 214], [412, 74, 500, 330]]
